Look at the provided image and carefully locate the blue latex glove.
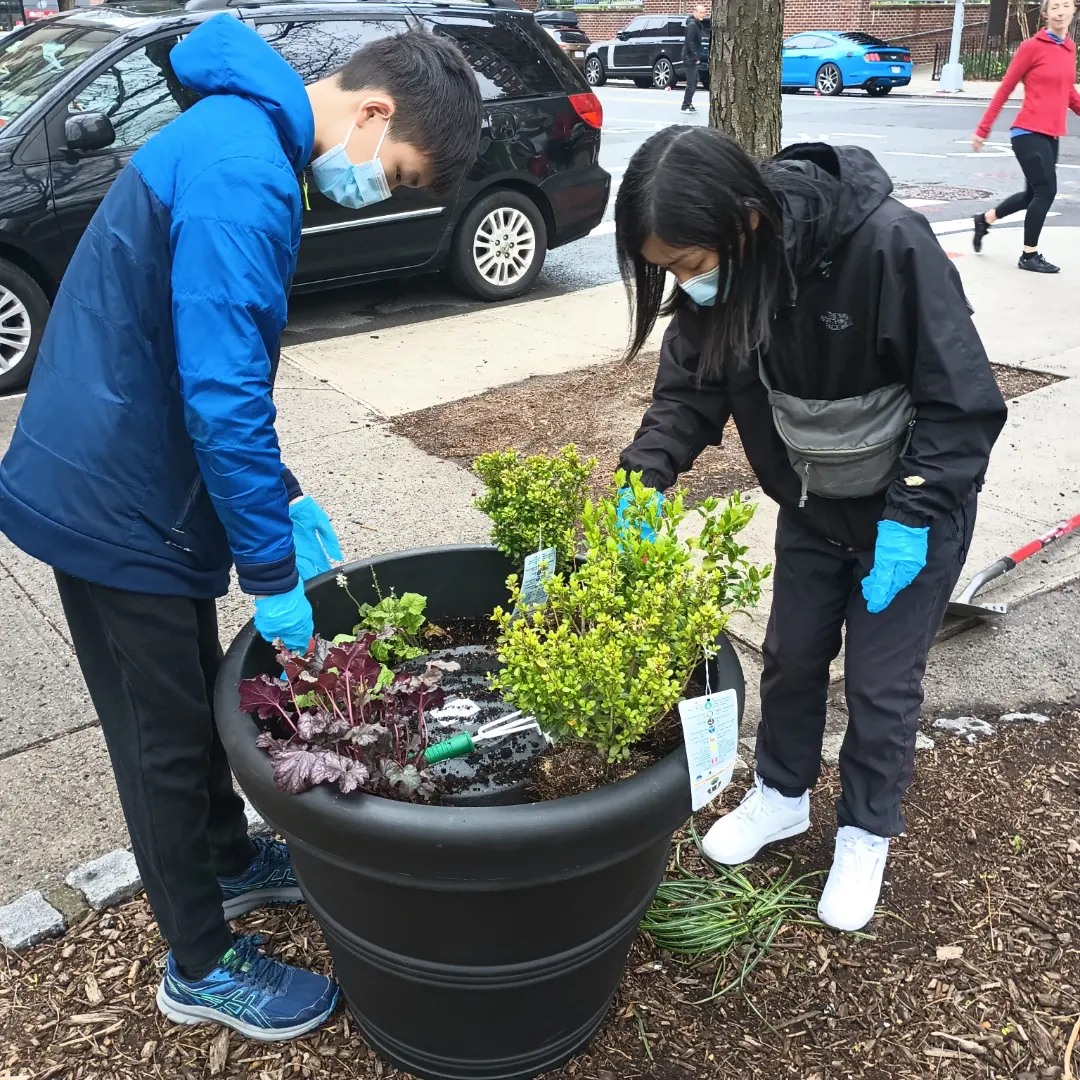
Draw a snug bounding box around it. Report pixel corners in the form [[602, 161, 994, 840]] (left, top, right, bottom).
[[289, 495, 343, 582], [861, 520, 929, 614], [616, 487, 664, 543], [253, 580, 314, 653]]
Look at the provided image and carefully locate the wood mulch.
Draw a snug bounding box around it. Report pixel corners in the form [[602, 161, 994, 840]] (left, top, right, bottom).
[[3, 707, 1078, 1080], [391, 355, 1058, 504]]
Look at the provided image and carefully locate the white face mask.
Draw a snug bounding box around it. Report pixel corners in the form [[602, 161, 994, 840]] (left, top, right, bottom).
[[309, 118, 392, 210]]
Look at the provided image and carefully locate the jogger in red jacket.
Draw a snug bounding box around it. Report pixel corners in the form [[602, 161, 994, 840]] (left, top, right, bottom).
[[972, 0, 1080, 272]]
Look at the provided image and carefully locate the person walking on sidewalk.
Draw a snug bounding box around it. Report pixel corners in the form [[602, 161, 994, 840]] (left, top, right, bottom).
[[0, 16, 482, 1041], [681, 4, 707, 114], [614, 127, 1007, 933], [972, 0, 1080, 273]]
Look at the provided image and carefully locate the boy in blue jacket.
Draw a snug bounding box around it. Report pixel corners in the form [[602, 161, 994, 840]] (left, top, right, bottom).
[[0, 15, 482, 1040]]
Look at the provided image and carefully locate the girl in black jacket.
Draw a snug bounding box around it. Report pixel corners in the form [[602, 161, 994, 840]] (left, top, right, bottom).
[[616, 127, 1006, 932]]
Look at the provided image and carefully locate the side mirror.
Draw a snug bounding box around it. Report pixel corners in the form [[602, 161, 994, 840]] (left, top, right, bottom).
[[616, 30, 629, 40], [65, 112, 116, 153]]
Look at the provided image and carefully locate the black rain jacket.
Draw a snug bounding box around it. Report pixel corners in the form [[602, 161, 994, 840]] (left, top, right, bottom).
[[683, 16, 703, 64], [619, 143, 1008, 550]]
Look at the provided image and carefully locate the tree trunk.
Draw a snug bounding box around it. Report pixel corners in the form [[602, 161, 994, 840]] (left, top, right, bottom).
[[707, 0, 784, 161]]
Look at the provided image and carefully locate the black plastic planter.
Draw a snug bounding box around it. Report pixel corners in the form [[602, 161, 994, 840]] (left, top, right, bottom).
[[216, 546, 744, 1080]]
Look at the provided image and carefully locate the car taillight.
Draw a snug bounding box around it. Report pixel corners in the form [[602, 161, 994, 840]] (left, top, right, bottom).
[[865, 52, 880, 62], [901, 52, 911, 62], [569, 92, 603, 129]]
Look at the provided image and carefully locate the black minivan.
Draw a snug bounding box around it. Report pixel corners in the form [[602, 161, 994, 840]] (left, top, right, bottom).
[[0, 0, 609, 391]]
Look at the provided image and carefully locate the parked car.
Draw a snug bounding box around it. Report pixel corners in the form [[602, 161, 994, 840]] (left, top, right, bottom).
[[534, 10, 590, 73], [584, 13, 708, 91], [781, 31, 912, 96], [0, 0, 609, 392]]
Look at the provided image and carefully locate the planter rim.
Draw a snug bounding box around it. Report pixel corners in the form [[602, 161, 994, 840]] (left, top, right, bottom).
[[218, 544, 738, 849]]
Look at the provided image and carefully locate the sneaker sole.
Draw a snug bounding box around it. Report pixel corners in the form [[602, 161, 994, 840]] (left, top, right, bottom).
[[222, 886, 304, 921], [701, 817, 810, 866], [156, 983, 339, 1042]]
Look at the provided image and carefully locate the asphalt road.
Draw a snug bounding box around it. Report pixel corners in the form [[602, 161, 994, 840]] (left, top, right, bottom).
[[281, 85, 1080, 345], [4, 87, 1079, 396]]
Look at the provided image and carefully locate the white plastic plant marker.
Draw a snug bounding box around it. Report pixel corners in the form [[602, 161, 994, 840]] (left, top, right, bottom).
[[678, 687, 739, 812], [520, 546, 557, 610], [428, 698, 482, 726]]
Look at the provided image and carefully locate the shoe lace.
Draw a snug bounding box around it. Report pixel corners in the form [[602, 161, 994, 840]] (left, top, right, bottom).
[[834, 832, 882, 878], [220, 935, 290, 995]]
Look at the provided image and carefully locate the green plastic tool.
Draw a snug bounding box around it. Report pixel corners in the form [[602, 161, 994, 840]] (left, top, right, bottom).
[[423, 711, 542, 765]]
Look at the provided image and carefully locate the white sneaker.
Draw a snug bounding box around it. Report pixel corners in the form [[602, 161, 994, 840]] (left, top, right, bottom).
[[701, 777, 810, 865], [817, 826, 890, 932]]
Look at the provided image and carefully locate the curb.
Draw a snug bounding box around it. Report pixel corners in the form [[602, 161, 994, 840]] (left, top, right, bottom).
[[0, 799, 268, 952]]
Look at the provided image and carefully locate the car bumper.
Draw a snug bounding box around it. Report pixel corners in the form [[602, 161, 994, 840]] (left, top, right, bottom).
[[542, 163, 611, 248]]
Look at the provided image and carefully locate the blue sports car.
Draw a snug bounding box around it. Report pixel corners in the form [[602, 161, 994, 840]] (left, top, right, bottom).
[[781, 31, 912, 97]]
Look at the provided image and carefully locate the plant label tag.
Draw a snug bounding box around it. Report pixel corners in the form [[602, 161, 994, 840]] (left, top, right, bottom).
[[678, 688, 739, 812], [428, 698, 481, 726], [520, 546, 557, 610]]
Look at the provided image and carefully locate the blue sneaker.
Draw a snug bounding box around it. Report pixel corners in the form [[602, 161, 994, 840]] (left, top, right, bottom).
[[156, 934, 339, 1041], [219, 836, 303, 920]]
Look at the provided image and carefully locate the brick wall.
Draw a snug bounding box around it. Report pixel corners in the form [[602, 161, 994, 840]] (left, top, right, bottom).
[[783, 0, 872, 36]]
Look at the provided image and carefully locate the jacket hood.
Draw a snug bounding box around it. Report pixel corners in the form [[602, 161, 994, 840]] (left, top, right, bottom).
[[171, 14, 314, 173], [764, 142, 893, 290]]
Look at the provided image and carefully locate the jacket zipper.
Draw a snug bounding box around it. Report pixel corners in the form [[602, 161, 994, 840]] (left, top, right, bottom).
[[167, 476, 203, 553], [799, 463, 810, 508]]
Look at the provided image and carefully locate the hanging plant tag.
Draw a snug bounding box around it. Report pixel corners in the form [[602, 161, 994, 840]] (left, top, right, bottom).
[[519, 546, 558, 610], [677, 688, 739, 812]]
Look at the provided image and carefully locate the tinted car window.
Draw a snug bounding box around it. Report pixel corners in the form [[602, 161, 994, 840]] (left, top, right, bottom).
[[69, 36, 187, 150], [621, 17, 649, 37], [0, 21, 116, 127], [256, 17, 407, 84], [425, 16, 562, 102]]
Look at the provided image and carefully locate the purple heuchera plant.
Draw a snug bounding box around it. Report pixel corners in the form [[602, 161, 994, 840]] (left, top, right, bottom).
[[237, 632, 458, 801]]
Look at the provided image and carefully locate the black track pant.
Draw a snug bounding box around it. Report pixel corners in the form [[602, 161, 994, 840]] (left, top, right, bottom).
[[995, 133, 1059, 248], [55, 572, 256, 978], [682, 62, 698, 108], [755, 496, 975, 838]]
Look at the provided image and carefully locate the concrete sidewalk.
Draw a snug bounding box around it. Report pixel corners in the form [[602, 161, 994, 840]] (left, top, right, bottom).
[[1, 235, 1077, 911], [898, 64, 1016, 102]]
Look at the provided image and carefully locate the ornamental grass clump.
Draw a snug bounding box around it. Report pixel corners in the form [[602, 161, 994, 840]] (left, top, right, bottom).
[[490, 469, 769, 763], [473, 445, 596, 568]]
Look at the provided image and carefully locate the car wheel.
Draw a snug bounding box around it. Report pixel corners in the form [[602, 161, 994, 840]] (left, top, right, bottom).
[[585, 56, 605, 87], [652, 56, 674, 90], [633, 77, 651, 88], [866, 85, 892, 97], [0, 258, 48, 393], [450, 189, 547, 303], [815, 63, 843, 96]]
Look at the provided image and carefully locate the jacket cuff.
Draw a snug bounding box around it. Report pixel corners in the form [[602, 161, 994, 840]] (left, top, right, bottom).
[[236, 552, 299, 596], [638, 470, 670, 492], [883, 506, 932, 530], [281, 467, 303, 503]]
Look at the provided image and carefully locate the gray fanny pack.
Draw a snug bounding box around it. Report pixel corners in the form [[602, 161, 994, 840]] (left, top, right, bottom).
[[758, 358, 916, 507]]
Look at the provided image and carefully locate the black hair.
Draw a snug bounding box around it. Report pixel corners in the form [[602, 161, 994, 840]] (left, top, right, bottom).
[[335, 29, 483, 196], [615, 126, 785, 380]]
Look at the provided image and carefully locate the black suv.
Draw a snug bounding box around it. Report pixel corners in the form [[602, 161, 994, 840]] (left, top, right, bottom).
[[584, 13, 708, 91], [0, 0, 609, 391]]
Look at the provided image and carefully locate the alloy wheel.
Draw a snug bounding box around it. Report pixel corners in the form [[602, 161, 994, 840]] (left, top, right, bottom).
[[0, 285, 32, 375], [817, 63, 841, 95], [585, 57, 603, 86], [473, 206, 537, 288], [653, 57, 673, 89]]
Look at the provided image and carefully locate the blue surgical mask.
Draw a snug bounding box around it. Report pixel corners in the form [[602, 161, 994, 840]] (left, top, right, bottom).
[[678, 260, 734, 307], [310, 119, 392, 210]]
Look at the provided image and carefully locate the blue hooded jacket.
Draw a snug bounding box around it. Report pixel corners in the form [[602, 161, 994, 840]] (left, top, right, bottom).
[[0, 14, 314, 598]]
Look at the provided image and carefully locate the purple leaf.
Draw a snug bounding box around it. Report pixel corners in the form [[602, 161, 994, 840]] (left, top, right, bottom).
[[238, 676, 290, 720], [308, 752, 370, 794], [345, 722, 389, 748], [269, 746, 321, 794], [255, 731, 288, 753], [296, 709, 339, 742]]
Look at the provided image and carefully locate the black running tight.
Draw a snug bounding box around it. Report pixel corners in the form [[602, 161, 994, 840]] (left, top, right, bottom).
[[994, 133, 1059, 248]]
